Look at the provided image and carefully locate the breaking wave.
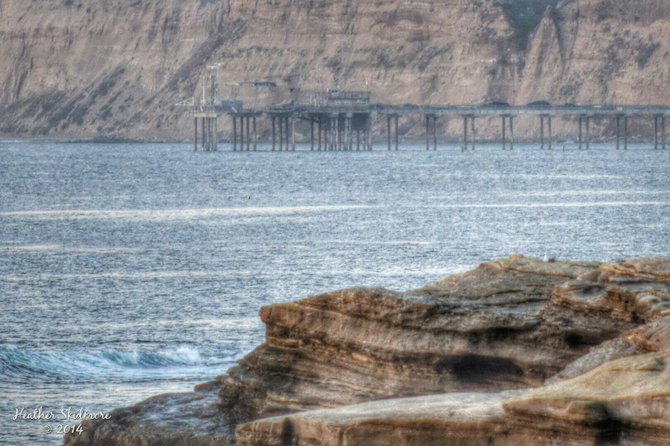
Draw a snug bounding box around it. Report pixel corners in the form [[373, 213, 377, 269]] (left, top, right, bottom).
[[0, 346, 232, 382]]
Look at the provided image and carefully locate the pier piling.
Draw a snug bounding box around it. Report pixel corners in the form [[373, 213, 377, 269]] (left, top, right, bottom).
[[664, 116, 667, 150], [425, 114, 437, 150], [387, 116, 392, 151], [471, 116, 476, 151], [462, 116, 468, 152], [624, 116, 629, 150], [578, 116, 583, 150]]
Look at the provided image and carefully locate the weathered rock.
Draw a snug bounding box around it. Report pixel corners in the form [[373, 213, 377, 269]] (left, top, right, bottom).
[[220, 256, 670, 426], [504, 352, 670, 445], [64, 382, 234, 446], [65, 257, 670, 445], [237, 352, 670, 446], [3, 1, 670, 140], [550, 316, 670, 382], [219, 257, 583, 424], [236, 391, 521, 446]]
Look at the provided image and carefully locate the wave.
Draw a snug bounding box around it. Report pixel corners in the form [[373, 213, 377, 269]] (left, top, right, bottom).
[[0, 346, 233, 382], [0, 245, 138, 254], [427, 201, 668, 209], [0, 205, 375, 221]]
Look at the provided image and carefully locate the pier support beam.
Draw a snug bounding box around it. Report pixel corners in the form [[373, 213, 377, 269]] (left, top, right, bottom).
[[540, 116, 544, 150], [463, 116, 469, 151], [367, 115, 373, 151], [201, 118, 205, 151], [387, 116, 392, 151], [309, 116, 314, 152], [624, 116, 629, 150], [194, 114, 218, 152], [653, 115, 666, 150], [502, 116, 507, 150], [394, 115, 399, 150], [240, 115, 245, 151], [425, 114, 438, 150], [232, 116, 237, 151], [194, 117, 198, 152], [501, 115, 514, 150], [471, 116, 476, 151], [252, 116, 257, 151], [578, 116, 583, 150], [318, 116, 323, 151], [214, 117, 218, 151], [386, 114, 399, 150], [578, 115, 590, 150], [246, 116, 251, 151]]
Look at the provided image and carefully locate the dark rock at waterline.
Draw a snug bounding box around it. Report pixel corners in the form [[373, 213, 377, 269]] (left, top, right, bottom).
[[66, 256, 670, 446]]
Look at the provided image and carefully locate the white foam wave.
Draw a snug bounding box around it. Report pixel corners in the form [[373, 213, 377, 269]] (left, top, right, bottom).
[[0, 245, 138, 254], [0, 205, 375, 221], [0, 346, 233, 381], [427, 201, 668, 209]]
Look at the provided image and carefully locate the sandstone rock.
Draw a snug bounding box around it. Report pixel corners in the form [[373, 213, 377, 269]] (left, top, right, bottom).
[[549, 316, 670, 382], [236, 391, 521, 446], [504, 352, 670, 445], [3, 1, 670, 140], [237, 352, 670, 446], [64, 382, 234, 446], [220, 257, 600, 424], [65, 257, 670, 445]]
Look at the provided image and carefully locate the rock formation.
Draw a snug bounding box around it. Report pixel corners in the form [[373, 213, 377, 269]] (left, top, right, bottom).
[[65, 256, 670, 445], [2, 0, 670, 141]]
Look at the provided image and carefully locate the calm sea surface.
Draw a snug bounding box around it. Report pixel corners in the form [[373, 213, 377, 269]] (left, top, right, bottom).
[[1, 141, 669, 444]]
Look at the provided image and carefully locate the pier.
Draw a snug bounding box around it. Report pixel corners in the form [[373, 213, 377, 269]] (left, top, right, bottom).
[[191, 89, 670, 151]]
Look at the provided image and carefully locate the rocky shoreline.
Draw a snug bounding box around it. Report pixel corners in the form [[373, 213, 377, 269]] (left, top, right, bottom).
[[64, 256, 670, 445]]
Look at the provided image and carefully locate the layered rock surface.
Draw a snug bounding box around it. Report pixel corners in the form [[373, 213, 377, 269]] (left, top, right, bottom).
[[3, 0, 670, 140], [237, 350, 670, 445], [65, 256, 670, 445]]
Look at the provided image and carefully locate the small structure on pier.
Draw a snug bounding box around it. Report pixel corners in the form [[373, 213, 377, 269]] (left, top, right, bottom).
[[192, 66, 222, 152]]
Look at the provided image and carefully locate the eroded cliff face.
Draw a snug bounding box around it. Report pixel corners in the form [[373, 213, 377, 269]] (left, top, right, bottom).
[[1, 0, 670, 141]]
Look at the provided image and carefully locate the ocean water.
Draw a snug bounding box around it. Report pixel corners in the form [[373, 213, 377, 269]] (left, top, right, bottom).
[[1, 141, 669, 445]]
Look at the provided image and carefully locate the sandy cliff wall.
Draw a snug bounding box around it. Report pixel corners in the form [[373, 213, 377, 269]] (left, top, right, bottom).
[[1, 0, 669, 141]]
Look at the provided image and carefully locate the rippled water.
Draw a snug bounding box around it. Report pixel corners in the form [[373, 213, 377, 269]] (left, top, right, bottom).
[[1, 141, 669, 445]]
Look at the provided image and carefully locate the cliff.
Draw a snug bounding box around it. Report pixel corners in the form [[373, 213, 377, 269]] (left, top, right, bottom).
[[2, 0, 670, 141], [65, 256, 670, 446]]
